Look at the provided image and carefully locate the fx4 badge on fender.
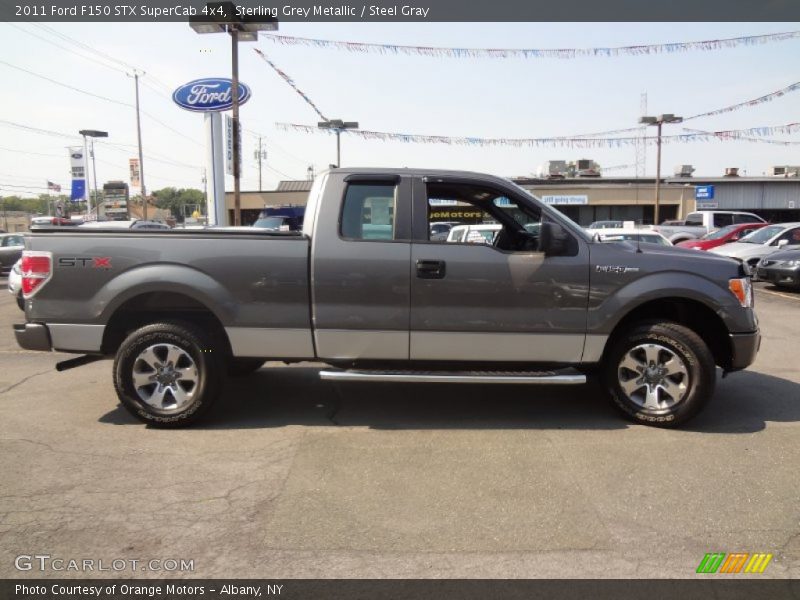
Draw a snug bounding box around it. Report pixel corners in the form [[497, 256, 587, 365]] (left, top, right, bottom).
[[596, 265, 640, 274], [58, 257, 112, 269]]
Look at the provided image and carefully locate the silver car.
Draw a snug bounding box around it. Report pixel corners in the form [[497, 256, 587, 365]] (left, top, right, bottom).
[[7, 258, 23, 310], [709, 222, 800, 268]]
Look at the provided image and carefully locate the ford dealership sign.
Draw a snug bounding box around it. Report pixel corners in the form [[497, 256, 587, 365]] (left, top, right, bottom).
[[172, 78, 251, 112]]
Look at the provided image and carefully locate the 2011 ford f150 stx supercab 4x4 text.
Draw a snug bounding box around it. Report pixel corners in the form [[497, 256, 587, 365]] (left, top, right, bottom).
[[14, 168, 760, 427]]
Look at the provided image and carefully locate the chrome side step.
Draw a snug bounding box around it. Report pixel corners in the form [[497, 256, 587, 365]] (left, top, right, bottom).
[[319, 368, 586, 385]]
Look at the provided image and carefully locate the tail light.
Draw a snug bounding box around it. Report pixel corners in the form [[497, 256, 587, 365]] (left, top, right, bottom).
[[21, 251, 53, 298]]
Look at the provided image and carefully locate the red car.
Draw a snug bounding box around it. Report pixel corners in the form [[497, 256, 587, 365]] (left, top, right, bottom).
[[677, 222, 768, 251]]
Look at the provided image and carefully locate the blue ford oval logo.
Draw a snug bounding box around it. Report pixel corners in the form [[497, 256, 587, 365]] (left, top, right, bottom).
[[172, 77, 251, 112]]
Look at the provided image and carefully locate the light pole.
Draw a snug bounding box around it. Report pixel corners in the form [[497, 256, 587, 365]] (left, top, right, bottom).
[[79, 129, 108, 219], [190, 1, 278, 226], [317, 120, 359, 168], [639, 114, 682, 225]]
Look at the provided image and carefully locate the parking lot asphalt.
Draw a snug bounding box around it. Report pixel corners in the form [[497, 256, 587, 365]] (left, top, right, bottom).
[[0, 278, 798, 579]]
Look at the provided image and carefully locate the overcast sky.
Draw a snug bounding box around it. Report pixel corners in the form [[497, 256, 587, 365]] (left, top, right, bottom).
[[1, 21, 798, 196]]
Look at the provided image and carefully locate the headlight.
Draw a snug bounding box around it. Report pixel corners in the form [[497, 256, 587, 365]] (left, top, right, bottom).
[[785, 259, 800, 267], [729, 277, 753, 308]]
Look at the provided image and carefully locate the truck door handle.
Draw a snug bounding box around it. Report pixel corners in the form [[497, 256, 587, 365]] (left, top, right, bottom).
[[416, 259, 446, 279]]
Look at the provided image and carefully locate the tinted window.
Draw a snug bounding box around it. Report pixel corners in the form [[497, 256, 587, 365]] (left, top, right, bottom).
[[340, 183, 396, 241], [733, 213, 760, 225], [4, 236, 24, 246], [713, 213, 734, 228]]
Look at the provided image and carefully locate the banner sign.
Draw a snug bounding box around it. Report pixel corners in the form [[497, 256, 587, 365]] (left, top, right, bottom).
[[225, 115, 234, 175], [129, 158, 141, 188], [224, 115, 241, 176], [68, 146, 86, 202], [70, 179, 85, 202], [541, 195, 589, 205]]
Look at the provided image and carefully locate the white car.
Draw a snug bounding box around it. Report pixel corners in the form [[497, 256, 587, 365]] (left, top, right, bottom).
[[79, 220, 170, 230], [446, 223, 502, 244], [596, 229, 672, 246], [7, 258, 23, 310], [708, 222, 800, 268]]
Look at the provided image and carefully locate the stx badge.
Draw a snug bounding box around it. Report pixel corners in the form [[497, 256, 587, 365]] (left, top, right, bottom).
[[58, 257, 112, 269]]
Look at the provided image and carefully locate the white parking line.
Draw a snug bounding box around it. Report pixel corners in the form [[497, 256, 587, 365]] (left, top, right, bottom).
[[756, 287, 800, 302]]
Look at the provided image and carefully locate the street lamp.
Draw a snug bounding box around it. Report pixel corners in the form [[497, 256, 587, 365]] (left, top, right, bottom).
[[317, 120, 359, 168], [79, 129, 108, 219], [639, 114, 682, 225], [190, 1, 278, 226]]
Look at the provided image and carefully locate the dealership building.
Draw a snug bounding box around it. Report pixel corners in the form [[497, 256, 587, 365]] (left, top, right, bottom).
[[225, 172, 800, 226]]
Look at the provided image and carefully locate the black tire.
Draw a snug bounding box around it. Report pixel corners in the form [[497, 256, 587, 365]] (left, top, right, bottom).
[[603, 321, 716, 428], [113, 321, 224, 427], [228, 357, 266, 377]]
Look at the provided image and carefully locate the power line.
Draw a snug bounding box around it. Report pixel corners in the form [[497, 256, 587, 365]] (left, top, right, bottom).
[[0, 59, 133, 108], [5, 23, 128, 76], [0, 60, 204, 147], [0, 119, 79, 140], [0, 146, 64, 158]]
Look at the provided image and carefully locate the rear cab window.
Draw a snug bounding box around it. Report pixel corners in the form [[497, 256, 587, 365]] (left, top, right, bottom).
[[685, 213, 703, 226], [340, 183, 397, 241]]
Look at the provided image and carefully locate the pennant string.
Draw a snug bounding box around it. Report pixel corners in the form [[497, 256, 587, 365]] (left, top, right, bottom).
[[253, 48, 328, 121], [263, 31, 800, 61], [275, 122, 800, 149]]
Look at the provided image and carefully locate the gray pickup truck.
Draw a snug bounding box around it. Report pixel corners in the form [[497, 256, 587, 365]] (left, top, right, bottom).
[[14, 168, 760, 428]]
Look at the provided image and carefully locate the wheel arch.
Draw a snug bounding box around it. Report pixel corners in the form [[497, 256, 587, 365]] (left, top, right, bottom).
[[603, 296, 733, 370], [101, 290, 232, 357]]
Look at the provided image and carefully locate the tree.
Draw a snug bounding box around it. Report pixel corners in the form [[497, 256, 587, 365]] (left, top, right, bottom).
[[151, 187, 205, 221]]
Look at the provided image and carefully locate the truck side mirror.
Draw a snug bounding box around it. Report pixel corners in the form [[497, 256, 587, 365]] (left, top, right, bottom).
[[540, 221, 569, 256]]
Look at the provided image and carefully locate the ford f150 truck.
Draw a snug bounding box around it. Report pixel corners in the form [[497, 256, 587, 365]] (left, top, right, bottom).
[[14, 168, 760, 428]]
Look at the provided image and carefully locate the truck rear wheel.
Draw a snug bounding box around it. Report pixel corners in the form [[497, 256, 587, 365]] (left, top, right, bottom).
[[113, 321, 223, 427], [604, 321, 716, 427]]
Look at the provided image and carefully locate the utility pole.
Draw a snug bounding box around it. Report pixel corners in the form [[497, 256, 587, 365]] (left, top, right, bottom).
[[130, 70, 148, 221], [254, 137, 267, 191]]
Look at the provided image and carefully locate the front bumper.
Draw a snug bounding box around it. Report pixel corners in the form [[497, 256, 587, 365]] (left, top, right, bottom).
[[728, 330, 761, 371], [14, 323, 52, 352], [756, 265, 800, 288]]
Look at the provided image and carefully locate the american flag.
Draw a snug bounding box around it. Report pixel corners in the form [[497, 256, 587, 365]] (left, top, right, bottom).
[[47, 181, 61, 192]]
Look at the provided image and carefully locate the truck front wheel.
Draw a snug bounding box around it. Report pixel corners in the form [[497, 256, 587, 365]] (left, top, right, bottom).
[[113, 321, 223, 427], [604, 321, 716, 427]]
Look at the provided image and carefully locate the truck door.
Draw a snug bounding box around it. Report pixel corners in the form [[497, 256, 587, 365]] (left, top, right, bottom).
[[409, 177, 591, 363], [311, 174, 412, 361]]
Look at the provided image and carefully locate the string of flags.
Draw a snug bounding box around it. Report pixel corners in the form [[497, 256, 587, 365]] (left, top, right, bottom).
[[262, 30, 800, 60], [253, 44, 800, 144], [253, 48, 329, 121], [275, 122, 800, 149], [682, 127, 800, 146]]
